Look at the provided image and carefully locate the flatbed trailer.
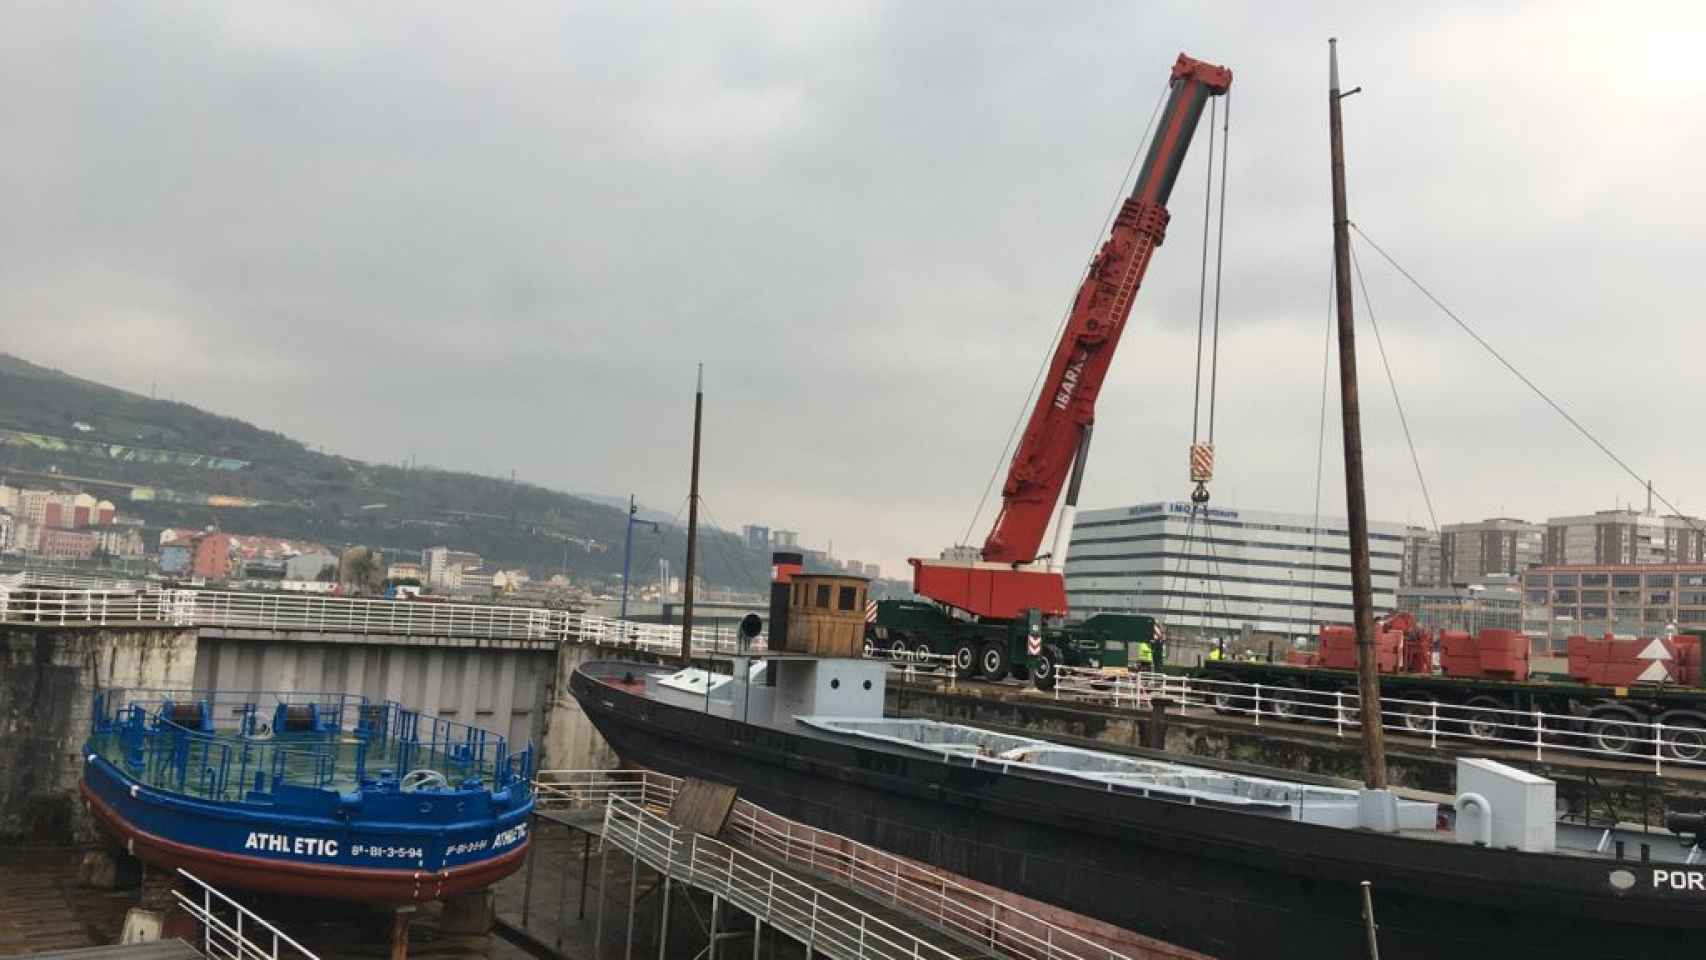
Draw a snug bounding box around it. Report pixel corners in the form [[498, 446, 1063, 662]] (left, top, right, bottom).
[[1194, 659, 1706, 759]]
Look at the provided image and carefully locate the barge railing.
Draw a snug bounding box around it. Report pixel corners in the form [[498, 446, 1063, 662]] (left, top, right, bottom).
[[1038, 667, 1706, 775], [88, 686, 532, 804], [173, 867, 321, 960], [538, 768, 1139, 960]]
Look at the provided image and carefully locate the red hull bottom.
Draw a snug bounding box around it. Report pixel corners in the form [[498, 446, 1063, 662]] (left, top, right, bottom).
[[81, 782, 528, 905]]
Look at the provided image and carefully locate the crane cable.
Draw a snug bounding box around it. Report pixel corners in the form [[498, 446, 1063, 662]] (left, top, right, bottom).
[[959, 81, 1172, 549], [1175, 93, 1236, 645]]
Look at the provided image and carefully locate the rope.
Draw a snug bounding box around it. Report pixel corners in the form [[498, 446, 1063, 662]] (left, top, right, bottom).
[[1190, 97, 1217, 443], [1350, 223, 1705, 537], [1349, 242, 1438, 534], [960, 81, 1173, 548], [1307, 269, 1333, 631]]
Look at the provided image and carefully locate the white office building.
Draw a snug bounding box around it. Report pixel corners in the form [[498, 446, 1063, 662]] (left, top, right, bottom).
[[1064, 500, 1406, 637]]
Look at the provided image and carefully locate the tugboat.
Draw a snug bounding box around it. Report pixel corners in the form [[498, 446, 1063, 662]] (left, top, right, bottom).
[[572, 566, 1706, 959], [571, 44, 1706, 960], [80, 687, 533, 904]]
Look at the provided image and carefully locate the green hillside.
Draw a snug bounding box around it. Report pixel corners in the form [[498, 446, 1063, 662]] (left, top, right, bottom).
[[0, 353, 769, 591]]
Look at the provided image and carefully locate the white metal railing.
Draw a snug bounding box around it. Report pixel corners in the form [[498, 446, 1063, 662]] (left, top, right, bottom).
[[536, 769, 1134, 960], [1037, 668, 1706, 776], [602, 792, 961, 960], [533, 768, 681, 811], [172, 868, 320, 960], [7, 569, 151, 592], [0, 586, 766, 657]]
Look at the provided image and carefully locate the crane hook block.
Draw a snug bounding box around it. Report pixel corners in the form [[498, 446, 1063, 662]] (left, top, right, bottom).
[[1189, 443, 1215, 483]]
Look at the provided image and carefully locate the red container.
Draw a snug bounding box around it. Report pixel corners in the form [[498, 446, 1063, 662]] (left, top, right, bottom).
[[1474, 628, 1530, 681], [1674, 635, 1700, 687], [1569, 634, 1682, 686], [1316, 625, 1401, 672]]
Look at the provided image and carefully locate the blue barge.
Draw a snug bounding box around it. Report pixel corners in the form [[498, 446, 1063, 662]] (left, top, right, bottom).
[[80, 688, 533, 904]]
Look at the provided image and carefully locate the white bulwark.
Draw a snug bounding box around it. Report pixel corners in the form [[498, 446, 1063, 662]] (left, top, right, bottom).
[[1064, 500, 1405, 637]]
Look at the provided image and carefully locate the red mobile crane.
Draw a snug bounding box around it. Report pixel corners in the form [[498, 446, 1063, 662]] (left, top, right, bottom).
[[871, 53, 1231, 687], [911, 53, 1232, 621]]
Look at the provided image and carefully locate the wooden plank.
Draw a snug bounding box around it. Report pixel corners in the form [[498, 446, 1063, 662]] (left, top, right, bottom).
[[666, 778, 738, 836]]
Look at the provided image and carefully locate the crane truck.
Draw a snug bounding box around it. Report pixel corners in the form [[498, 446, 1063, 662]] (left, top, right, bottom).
[[867, 53, 1233, 690]]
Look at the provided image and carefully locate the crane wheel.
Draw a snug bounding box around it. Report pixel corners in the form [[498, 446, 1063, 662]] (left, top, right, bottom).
[[1031, 645, 1061, 692], [979, 642, 1011, 682], [953, 641, 979, 680]]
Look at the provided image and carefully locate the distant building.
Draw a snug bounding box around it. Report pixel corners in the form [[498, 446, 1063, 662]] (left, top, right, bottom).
[[39, 528, 98, 561], [771, 530, 799, 549], [1522, 562, 1706, 646], [70, 492, 96, 528], [742, 525, 771, 550], [90, 526, 144, 558], [241, 557, 287, 582], [1542, 510, 1706, 566], [388, 561, 426, 583], [0, 485, 18, 516], [285, 551, 338, 581], [0, 510, 13, 552], [18, 489, 50, 528], [1440, 518, 1543, 583], [160, 542, 194, 576], [193, 532, 236, 581], [1400, 526, 1442, 588], [1066, 499, 1405, 637], [424, 546, 483, 587], [96, 500, 115, 525], [1397, 574, 1522, 634]]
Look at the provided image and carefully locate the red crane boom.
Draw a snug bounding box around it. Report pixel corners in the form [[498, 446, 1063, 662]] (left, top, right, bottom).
[[913, 53, 1232, 622]]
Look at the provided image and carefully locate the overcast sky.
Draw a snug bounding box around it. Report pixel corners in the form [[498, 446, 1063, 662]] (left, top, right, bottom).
[[5, 2, 1705, 575]]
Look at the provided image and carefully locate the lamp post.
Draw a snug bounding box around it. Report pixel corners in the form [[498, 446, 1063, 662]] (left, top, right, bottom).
[[620, 495, 636, 621]]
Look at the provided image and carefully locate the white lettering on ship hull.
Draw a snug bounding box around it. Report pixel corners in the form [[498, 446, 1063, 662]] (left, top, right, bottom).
[[1654, 869, 1706, 891], [493, 822, 528, 849], [242, 832, 339, 857]]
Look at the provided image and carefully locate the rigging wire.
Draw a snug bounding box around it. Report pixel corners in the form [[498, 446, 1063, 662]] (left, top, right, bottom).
[[1349, 242, 1439, 534], [959, 80, 1173, 548], [1307, 269, 1333, 630], [1350, 223, 1705, 536]]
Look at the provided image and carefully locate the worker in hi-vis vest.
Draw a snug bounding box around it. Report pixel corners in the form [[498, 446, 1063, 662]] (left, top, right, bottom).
[[1136, 640, 1154, 669], [1207, 640, 1224, 662]]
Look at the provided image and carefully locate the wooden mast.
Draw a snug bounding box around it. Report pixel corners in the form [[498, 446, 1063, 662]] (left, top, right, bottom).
[[680, 363, 703, 661], [1328, 38, 1388, 788]]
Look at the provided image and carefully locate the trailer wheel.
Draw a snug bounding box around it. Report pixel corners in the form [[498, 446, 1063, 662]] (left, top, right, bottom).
[[953, 641, 978, 680], [886, 637, 910, 661], [979, 642, 1011, 683], [1397, 696, 1439, 734], [1032, 646, 1061, 691], [1587, 707, 1641, 755], [863, 638, 876, 658], [1464, 697, 1505, 741], [1266, 690, 1299, 720], [1665, 719, 1706, 762]]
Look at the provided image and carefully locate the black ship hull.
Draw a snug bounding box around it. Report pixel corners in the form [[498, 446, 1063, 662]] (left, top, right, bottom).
[[571, 662, 1703, 960]]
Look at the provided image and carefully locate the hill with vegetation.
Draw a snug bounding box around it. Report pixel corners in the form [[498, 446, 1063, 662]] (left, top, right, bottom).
[[0, 353, 770, 591]]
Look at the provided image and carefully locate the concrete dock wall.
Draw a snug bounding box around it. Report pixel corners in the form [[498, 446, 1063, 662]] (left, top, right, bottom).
[[1, 625, 197, 845], [192, 634, 555, 752]]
